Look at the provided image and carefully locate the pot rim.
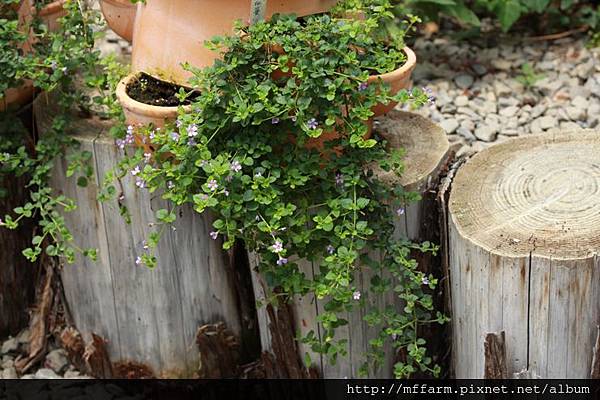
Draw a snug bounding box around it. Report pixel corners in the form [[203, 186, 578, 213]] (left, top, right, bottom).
[[367, 46, 416, 82], [116, 73, 192, 118], [38, 0, 66, 17], [100, 0, 137, 8]]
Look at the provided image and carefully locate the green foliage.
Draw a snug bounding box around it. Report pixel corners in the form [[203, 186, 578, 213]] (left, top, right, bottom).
[[516, 62, 544, 87], [394, 0, 600, 33], [1, 0, 109, 264], [106, 0, 446, 378]]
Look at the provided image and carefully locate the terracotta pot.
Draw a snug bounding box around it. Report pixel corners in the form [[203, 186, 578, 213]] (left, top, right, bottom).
[[131, 0, 337, 85], [0, 80, 34, 113], [99, 0, 136, 42], [367, 46, 416, 117], [38, 0, 67, 32], [116, 72, 192, 128]]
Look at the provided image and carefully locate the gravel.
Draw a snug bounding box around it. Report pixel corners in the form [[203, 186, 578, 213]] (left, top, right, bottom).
[[409, 34, 600, 157]]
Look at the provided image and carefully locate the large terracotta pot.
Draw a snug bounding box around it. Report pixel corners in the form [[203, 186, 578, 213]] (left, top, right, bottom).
[[0, 80, 34, 113], [131, 0, 337, 85], [116, 73, 191, 127], [99, 0, 136, 42], [37, 0, 67, 32], [368, 46, 416, 116]]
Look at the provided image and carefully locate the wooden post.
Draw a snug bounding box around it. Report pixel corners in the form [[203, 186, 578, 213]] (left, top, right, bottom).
[[250, 111, 451, 378], [448, 130, 600, 378], [34, 98, 244, 378]]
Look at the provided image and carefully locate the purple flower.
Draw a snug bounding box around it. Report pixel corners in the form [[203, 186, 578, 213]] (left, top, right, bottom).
[[277, 257, 288, 266], [188, 139, 197, 146], [135, 177, 145, 189], [271, 117, 280, 124], [127, 125, 134, 136], [335, 173, 344, 186], [135, 256, 142, 265], [0, 218, 3, 226], [170, 131, 180, 141], [358, 82, 368, 91], [422, 87, 435, 105], [326, 245, 335, 255], [210, 231, 218, 240], [116, 139, 125, 150], [144, 153, 152, 162], [131, 166, 141, 176], [50, 61, 57, 70], [176, 119, 182, 128], [224, 190, 230, 197], [422, 276, 430, 286], [149, 130, 156, 141], [187, 124, 198, 138], [271, 240, 284, 253], [230, 160, 242, 173], [207, 179, 218, 191], [307, 118, 319, 130], [167, 181, 175, 189], [353, 290, 361, 300], [396, 208, 405, 216]]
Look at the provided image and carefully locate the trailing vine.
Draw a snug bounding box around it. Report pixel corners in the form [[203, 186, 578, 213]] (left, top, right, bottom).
[[107, 0, 447, 377]]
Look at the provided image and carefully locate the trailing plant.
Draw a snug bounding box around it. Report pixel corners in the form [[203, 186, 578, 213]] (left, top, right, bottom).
[[108, 0, 446, 377], [0, 0, 112, 264]]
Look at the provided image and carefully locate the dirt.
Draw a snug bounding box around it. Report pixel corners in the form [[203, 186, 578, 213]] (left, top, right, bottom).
[[126, 72, 200, 107]]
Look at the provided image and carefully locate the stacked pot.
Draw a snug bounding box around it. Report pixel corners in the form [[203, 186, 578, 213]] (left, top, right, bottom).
[[109, 0, 342, 126]]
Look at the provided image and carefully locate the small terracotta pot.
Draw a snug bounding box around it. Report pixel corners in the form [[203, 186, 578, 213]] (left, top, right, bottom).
[[367, 46, 416, 117], [36, 0, 67, 32], [99, 0, 136, 42], [131, 0, 337, 85], [116, 72, 192, 128], [0, 80, 34, 113]]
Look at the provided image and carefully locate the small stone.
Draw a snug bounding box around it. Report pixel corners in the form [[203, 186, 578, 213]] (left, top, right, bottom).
[[499, 106, 519, 117], [1, 338, 18, 355], [456, 145, 475, 158], [45, 349, 69, 374], [572, 96, 589, 110], [456, 127, 476, 143], [502, 129, 519, 136], [493, 81, 512, 97], [2, 357, 14, 369], [560, 121, 583, 131], [454, 74, 474, 89], [16, 328, 30, 345], [471, 63, 487, 76], [530, 104, 547, 119], [2, 366, 17, 379], [565, 106, 586, 121], [492, 59, 512, 71], [64, 370, 82, 379], [455, 95, 469, 107], [474, 124, 498, 142], [439, 118, 459, 134], [34, 368, 61, 379]]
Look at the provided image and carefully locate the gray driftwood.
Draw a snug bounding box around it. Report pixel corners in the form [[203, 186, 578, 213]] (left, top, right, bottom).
[[449, 131, 600, 378], [35, 96, 243, 377], [250, 111, 451, 378]]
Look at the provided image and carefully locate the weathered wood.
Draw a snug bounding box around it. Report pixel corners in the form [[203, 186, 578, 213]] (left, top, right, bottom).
[[83, 333, 114, 379], [449, 130, 600, 378], [250, 111, 451, 377], [0, 172, 36, 337], [196, 322, 240, 378], [591, 326, 600, 379], [484, 331, 508, 379], [35, 97, 244, 378]]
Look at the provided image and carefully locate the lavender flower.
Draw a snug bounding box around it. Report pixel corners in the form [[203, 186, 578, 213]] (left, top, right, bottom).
[[131, 166, 141, 176], [170, 131, 180, 141], [176, 119, 183, 128], [271, 117, 280, 124], [187, 124, 198, 138], [353, 290, 361, 300], [335, 173, 344, 186], [422, 87, 435, 105], [326, 245, 335, 255], [207, 179, 218, 191], [230, 160, 242, 173], [307, 118, 319, 130], [422, 276, 430, 286], [396, 207, 405, 216], [188, 139, 197, 146], [116, 139, 125, 150], [271, 240, 284, 253], [149, 130, 156, 141], [277, 257, 288, 266], [50, 61, 57, 70], [167, 181, 175, 189], [224, 190, 230, 197], [144, 153, 152, 162], [210, 231, 218, 240], [135, 177, 145, 189], [358, 82, 368, 91], [135, 256, 142, 265]]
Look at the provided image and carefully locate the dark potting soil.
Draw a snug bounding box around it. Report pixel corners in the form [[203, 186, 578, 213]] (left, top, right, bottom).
[[127, 72, 200, 107]]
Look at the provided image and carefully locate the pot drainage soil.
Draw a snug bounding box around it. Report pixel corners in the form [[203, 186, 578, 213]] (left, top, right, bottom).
[[127, 72, 199, 107]]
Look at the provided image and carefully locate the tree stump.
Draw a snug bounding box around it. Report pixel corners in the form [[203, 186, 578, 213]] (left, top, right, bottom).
[[250, 111, 451, 378], [0, 173, 36, 337], [449, 130, 600, 378], [35, 98, 244, 377]]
